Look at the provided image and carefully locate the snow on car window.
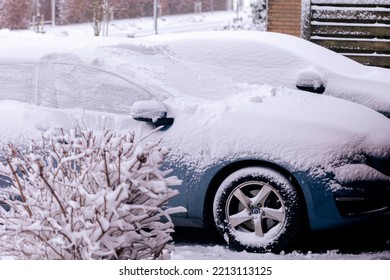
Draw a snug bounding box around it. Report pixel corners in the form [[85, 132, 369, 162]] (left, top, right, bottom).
[[36, 62, 152, 114]]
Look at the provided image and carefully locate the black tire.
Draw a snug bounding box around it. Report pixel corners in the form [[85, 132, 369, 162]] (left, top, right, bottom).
[[213, 167, 304, 253]]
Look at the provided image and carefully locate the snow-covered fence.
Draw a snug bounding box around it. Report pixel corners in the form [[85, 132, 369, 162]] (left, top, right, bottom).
[[304, 0, 390, 68], [0, 129, 184, 260]]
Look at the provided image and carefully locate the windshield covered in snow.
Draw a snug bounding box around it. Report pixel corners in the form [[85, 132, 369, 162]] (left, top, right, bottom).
[[96, 43, 242, 101]]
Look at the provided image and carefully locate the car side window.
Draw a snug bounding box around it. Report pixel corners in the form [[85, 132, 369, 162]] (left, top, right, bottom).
[[0, 62, 37, 104], [37, 62, 151, 114]]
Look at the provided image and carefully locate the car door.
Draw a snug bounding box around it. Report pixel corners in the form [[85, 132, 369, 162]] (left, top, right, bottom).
[[36, 60, 188, 215]]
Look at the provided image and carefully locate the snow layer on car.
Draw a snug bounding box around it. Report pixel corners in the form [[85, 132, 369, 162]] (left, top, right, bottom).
[[143, 31, 390, 116], [157, 85, 390, 175], [0, 36, 389, 178], [334, 164, 390, 184]]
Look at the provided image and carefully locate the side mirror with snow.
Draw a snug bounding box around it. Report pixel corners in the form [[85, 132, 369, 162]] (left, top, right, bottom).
[[131, 100, 174, 126], [296, 69, 326, 94]]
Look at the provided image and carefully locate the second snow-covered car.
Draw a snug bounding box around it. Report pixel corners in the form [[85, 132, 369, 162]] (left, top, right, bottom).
[[0, 36, 389, 252], [144, 31, 390, 118]]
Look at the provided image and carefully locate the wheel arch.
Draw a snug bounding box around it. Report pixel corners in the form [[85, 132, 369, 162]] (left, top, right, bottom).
[[202, 160, 309, 229]]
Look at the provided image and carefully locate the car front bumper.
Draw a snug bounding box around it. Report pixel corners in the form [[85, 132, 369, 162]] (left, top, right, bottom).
[[333, 164, 390, 217], [294, 162, 390, 231]]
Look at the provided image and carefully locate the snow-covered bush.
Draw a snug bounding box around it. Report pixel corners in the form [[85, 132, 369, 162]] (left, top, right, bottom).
[[250, 0, 267, 27], [223, 0, 267, 31], [0, 129, 184, 260]]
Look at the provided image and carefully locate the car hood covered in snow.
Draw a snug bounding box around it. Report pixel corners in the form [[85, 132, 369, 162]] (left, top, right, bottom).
[[158, 86, 390, 174]]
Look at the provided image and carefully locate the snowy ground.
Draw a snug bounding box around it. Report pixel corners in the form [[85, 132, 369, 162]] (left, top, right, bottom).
[[171, 225, 390, 260], [172, 244, 390, 260], [0, 8, 252, 39]]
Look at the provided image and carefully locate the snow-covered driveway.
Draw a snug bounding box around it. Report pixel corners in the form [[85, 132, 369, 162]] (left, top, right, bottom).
[[172, 225, 390, 260]]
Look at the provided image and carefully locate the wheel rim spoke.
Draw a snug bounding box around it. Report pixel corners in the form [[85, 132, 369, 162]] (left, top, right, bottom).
[[262, 207, 285, 222], [253, 216, 264, 237], [229, 211, 252, 228], [251, 184, 273, 206], [232, 188, 251, 211]]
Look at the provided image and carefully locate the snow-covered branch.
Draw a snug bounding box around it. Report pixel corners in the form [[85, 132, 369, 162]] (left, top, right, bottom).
[[0, 129, 184, 260]]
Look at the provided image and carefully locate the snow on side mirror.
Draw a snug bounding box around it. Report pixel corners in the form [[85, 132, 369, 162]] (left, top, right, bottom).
[[131, 100, 174, 126], [296, 68, 326, 94]]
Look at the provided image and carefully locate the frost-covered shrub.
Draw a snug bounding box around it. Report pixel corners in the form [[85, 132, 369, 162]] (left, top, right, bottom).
[[223, 0, 267, 31], [250, 0, 267, 27], [0, 129, 184, 260]]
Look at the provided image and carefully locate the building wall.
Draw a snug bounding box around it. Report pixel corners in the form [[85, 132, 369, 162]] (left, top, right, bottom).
[[267, 0, 302, 37]]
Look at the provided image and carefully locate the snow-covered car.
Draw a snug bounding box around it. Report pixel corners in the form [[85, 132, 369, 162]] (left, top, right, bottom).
[[144, 31, 390, 118], [0, 36, 389, 253]]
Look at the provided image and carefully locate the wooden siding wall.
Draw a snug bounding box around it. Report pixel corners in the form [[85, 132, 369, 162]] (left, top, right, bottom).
[[307, 0, 390, 68], [268, 0, 302, 37]]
